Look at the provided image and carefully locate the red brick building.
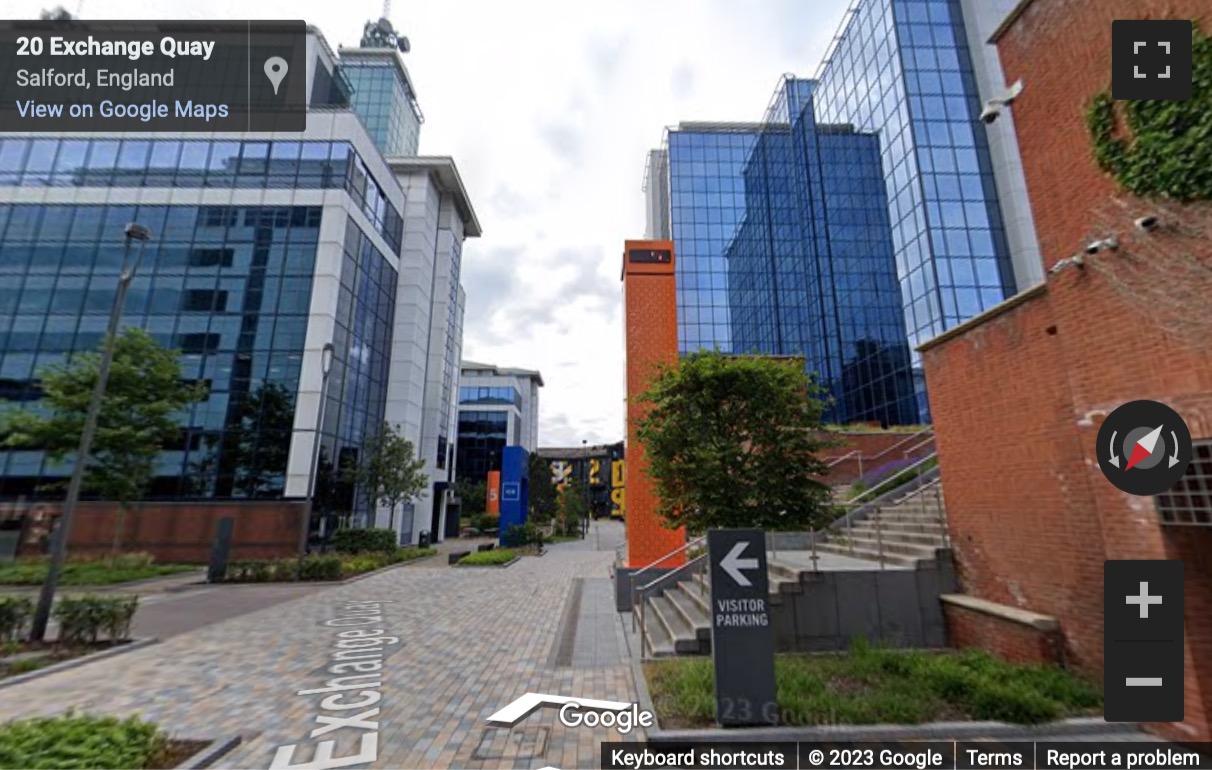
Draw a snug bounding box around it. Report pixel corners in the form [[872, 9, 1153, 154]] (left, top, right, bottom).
[[921, 0, 1212, 742]]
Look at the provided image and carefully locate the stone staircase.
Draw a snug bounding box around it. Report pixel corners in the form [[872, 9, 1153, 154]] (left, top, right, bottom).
[[641, 560, 810, 657], [639, 481, 950, 658], [816, 481, 947, 567]]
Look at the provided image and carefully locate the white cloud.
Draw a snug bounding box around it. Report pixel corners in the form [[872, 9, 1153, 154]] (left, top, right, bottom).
[[10, 0, 848, 445]]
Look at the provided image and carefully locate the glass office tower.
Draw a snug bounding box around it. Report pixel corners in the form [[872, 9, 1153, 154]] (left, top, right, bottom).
[[0, 140, 399, 501], [812, 0, 1017, 413], [0, 26, 481, 546], [728, 78, 918, 426], [662, 76, 917, 425], [666, 124, 760, 355]]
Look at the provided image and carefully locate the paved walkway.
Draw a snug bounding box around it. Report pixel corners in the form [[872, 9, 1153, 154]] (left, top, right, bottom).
[[0, 520, 638, 769]]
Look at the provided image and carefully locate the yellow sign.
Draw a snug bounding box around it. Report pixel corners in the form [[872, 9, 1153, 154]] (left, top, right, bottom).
[[610, 459, 626, 518]]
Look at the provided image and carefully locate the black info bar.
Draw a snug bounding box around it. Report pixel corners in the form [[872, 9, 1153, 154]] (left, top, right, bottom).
[[600, 741, 1212, 770]]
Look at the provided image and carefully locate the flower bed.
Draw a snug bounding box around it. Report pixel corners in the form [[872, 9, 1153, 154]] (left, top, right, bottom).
[[222, 547, 437, 583], [0, 553, 196, 586], [0, 713, 209, 770], [645, 642, 1101, 729], [0, 594, 140, 682]]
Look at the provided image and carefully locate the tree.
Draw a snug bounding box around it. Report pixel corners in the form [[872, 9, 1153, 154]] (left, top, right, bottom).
[[528, 452, 558, 525], [635, 351, 836, 533], [351, 421, 428, 533], [455, 478, 488, 517], [0, 328, 205, 555], [556, 477, 589, 536]]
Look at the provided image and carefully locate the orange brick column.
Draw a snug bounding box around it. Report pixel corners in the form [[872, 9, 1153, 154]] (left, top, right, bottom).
[[622, 240, 685, 568]]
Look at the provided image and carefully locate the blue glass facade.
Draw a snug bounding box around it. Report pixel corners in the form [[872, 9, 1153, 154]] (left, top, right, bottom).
[[458, 386, 522, 409], [315, 217, 398, 514], [342, 58, 422, 158], [0, 204, 322, 499], [812, 0, 1016, 410], [667, 127, 757, 354], [727, 78, 918, 425], [0, 137, 403, 255], [454, 411, 508, 483]]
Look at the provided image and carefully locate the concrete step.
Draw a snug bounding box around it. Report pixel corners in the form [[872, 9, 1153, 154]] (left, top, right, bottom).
[[853, 520, 947, 536], [666, 586, 711, 643], [814, 541, 924, 567], [824, 533, 937, 557], [869, 510, 945, 524], [846, 525, 946, 546], [649, 594, 704, 654], [642, 604, 678, 657]]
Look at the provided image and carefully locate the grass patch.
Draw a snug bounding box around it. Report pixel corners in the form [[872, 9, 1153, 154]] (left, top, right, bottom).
[[645, 642, 1101, 729], [0, 640, 132, 681], [0, 712, 209, 770], [823, 424, 931, 434], [0, 562, 196, 587], [456, 548, 517, 566]]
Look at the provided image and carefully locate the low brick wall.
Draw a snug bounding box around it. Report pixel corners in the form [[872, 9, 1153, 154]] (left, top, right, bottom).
[[942, 594, 1065, 667], [821, 431, 931, 484], [11, 500, 307, 564]]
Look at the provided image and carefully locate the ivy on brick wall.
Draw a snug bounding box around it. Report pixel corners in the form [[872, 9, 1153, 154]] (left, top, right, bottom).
[[1085, 21, 1212, 201]]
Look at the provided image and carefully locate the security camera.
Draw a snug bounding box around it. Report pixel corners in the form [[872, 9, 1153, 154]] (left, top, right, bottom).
[[979, 80, 1024, 125], [1134, 215, 1160, 232], [1084, 237, 1119, 254]]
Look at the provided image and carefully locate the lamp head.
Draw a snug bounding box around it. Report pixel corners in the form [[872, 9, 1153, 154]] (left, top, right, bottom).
[[124, 222, 152, 241]]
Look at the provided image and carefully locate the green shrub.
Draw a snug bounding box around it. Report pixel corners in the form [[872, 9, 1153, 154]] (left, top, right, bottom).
[[0, 596, 34, 642], [339, 555, 384, 576], [457, 549, 517, 566], [502, 522, 545, 548], [472, 514, 499, 533], [106, 552, 155, 570], [298, 555, 343, 581], [52, 594, 138, 644], [225, 559, 274, 583], [392, 547, 436, 563], [330, 528, 398, 554], [968, 679, 1062, 724], [0, 713, 164, 770]]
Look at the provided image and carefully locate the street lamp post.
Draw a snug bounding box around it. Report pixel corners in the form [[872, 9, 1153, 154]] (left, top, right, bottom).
[[581, 439, 590, 538], [29, 223, 152, 642], [299, 342, 336, 557]]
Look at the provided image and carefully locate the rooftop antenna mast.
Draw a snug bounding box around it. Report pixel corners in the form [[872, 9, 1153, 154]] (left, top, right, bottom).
[[360, 0, 409, 52]]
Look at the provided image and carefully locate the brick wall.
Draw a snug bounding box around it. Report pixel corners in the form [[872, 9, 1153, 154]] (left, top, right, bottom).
[[944, 603, 1065, 667], [13, 500, 306, 563], [919, 0, 1212, 742], [623, 240, 685, 568]]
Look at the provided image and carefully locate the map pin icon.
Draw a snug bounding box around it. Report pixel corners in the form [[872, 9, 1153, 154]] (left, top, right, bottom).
[[264, 56, 288, 95]]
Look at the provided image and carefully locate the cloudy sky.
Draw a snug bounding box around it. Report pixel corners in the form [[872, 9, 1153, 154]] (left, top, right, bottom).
[[12, 0, 848, 446]]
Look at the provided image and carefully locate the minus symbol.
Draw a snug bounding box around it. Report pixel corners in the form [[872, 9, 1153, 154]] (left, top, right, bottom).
[[1126, 677, 1163, 687]]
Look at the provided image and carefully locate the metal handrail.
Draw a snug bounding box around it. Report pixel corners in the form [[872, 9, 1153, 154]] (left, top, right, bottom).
[[823, 427, 934, 480], [629, 535, 706, 631], [840, 451, 938, 509], [826, 449, 861, 467], [900, 435, 936, 458]]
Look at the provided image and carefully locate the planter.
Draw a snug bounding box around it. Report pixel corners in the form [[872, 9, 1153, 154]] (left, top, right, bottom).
[[0, 637, 157, 689], [455, 556, 520, 568]]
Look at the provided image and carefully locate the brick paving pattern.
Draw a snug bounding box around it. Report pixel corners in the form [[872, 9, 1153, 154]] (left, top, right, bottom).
[[0, 520, 638, 769]]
